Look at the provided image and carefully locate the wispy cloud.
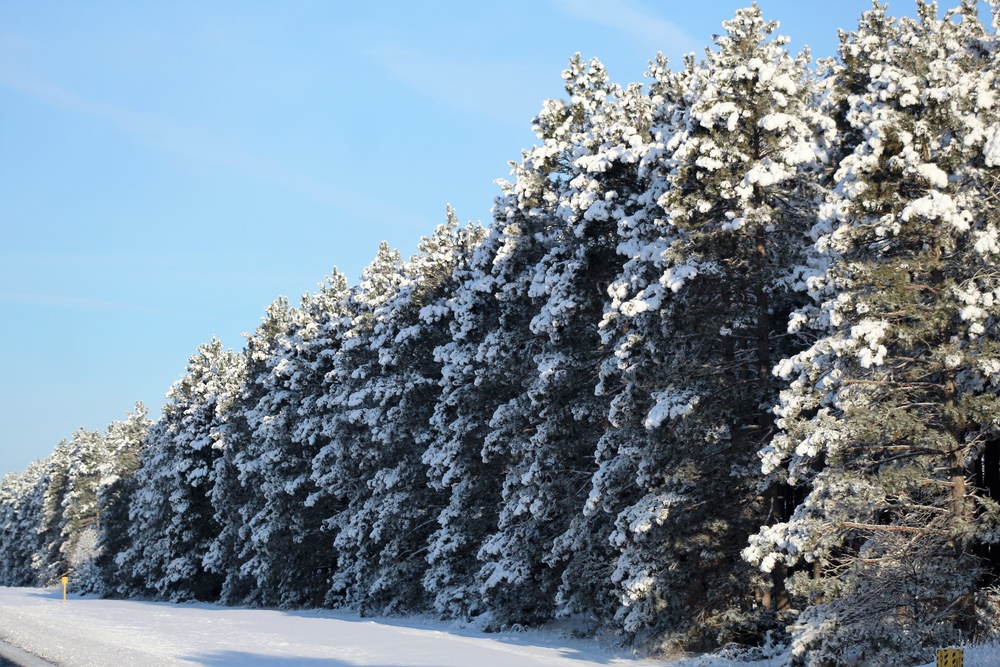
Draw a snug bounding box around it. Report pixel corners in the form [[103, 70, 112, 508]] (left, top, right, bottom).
[[0, 66, 427, 230], [0, 291, 235, 325], [364, 45, 547, 127], [0, 292, 139, 311], [549, 0, 699, 58]]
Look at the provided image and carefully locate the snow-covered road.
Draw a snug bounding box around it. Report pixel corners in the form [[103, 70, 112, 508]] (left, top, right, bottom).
[[0, 587, 670, 667]]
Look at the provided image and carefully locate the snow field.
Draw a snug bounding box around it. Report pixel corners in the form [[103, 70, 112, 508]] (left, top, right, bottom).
[[0, 586, 673, 667]]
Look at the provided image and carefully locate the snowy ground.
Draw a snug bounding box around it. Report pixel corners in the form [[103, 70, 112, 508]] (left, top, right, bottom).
[[0, 586, 673, 667], [0, 587, 996, 667]]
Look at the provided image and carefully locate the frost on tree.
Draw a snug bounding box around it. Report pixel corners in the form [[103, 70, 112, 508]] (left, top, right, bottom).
[[746, 2, 1000, 664]]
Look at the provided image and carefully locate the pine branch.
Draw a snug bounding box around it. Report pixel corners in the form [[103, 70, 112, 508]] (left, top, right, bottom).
[[837, 521, 950, 535]]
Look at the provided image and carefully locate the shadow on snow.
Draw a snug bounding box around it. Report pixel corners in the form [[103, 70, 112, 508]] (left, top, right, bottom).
[[186, 652, 446, 667]]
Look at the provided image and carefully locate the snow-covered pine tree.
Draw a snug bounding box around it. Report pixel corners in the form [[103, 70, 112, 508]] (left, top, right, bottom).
[[254, 269, 357, 607], [0, 459, 50, 586], [585, 52, 692, 635], [979, 0, 1000, 585], [496, 62, 656, 629], [233, 271, 354, 609], [595, 5, 829, 651], [93, 403, 152, 595], [55, 427, 113, 588], [116, 338, 243, 601], [31, 438, 77, 585], [309, 241, 407, 609], [0, 473, 26, 585], [334, 211, 484, 615], [205, 296, 301, 605], [465, 55, 626, 628], [421, 216, 535, 621], [746, 2, 1000, 664], [468, 201, 554, 628]]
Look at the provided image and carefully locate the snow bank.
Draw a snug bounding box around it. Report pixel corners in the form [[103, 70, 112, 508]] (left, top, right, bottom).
[[912, 644, 1000, 667], [0, 586, 671, 667]]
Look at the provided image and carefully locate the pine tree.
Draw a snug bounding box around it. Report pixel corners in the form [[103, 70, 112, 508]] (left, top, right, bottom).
[[0, 473, 24, 585], [260, 269, 356, 607], [421, 218, 532, 620], [583, 52, 690, 634], [745, 2, 1000, 664], [56, 427, 110, 589], [32, 439, 76, 585], [0, 460, 50, 586], [595, 4, 828, 650], [309, 242, 407, 608], [205, 296, 301, 605], [93, 404, 152, 595], [117, 338, 243, 601], [454, 55, 622, 628], [233, 272, 354, 608], [490, 60, 656, 629], [336, 212, 484, 615]]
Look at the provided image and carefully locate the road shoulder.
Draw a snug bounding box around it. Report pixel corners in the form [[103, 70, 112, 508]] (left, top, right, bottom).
[[0, 640, 56, 667]]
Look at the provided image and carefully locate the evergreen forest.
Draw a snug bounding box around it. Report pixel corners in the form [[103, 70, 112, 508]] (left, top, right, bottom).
[[2, 3, 1000, 665]]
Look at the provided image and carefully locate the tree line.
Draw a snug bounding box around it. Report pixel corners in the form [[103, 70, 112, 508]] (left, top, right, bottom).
[[2, 3, 999, 665]]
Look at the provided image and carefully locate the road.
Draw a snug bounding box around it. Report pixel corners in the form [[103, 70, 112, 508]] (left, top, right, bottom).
[[0, 640, 55, 667]]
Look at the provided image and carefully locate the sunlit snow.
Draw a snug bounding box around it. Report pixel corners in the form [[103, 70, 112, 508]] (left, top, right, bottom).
[[0, 586, 667, 667]]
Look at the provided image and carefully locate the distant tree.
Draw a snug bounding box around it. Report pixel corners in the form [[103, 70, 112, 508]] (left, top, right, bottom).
[[32, 438, 77, 585], [0, 474, 25, 585], [56, 427, 112, 590], [0, 460, 50, 586]]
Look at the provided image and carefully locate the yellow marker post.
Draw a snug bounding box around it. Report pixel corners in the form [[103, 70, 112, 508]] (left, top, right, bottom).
[[937, 648, 964, 667], [60, 576, 68, 604]]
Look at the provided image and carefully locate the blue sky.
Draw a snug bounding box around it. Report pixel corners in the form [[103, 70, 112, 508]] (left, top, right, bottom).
[[0, 0, 927, 477]]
